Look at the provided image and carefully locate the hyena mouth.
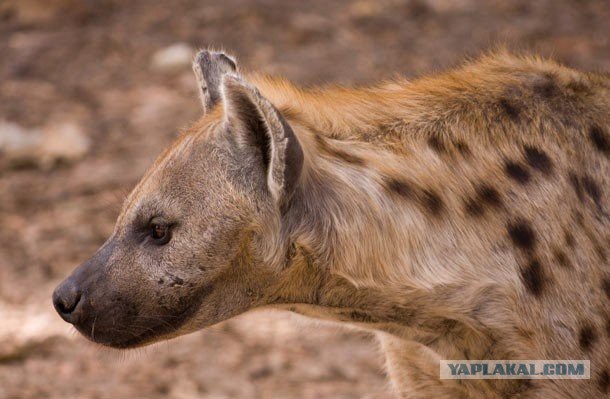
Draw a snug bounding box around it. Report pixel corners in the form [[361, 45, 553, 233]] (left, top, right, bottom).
[[67, 284, 216, 349]]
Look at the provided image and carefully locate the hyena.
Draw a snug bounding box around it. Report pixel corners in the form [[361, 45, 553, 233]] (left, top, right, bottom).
[[53, 49, 609, 398]]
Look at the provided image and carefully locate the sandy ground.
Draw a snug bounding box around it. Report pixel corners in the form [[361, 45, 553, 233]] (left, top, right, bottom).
[[0, 0, 608, 398]]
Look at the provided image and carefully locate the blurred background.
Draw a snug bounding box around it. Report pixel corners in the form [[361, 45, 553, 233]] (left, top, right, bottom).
[[0, 0, 608, 398]]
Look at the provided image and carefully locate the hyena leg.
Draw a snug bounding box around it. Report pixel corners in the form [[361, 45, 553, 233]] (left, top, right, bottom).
[[377, 333, 469, 399]]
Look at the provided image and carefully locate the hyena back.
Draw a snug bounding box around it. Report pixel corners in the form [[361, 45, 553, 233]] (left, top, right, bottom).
[[53, 50, 609, 398]]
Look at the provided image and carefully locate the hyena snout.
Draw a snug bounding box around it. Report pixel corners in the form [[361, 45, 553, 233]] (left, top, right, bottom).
[[52, 248, 116, 335], [52, 243, 144, 347], [52, 277, 83, 323], [52, 239, 202, 348], [53, 239, 114, 328]]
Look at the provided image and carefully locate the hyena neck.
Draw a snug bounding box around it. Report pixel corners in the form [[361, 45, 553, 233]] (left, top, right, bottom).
[[263, 131, 488, 340]]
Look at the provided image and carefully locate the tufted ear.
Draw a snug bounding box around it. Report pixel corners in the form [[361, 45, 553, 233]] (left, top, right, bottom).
[[221, 74, 304, 206], [192, 49, 237, 114]]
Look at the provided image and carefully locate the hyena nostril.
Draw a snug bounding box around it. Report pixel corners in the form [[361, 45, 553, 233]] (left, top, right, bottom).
[[53, 279, 83, 323]]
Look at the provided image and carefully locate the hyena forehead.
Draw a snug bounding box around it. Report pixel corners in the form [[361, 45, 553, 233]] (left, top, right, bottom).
[[118, 124, 231, 225]]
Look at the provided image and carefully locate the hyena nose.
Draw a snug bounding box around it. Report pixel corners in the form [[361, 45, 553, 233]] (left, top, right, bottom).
[[52, 279, 83, 323]]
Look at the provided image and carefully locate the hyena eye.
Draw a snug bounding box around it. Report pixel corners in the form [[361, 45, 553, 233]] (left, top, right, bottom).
[[150, 223, 172, 245]]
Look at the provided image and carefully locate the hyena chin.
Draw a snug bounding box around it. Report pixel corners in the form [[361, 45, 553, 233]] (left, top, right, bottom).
[[54, 49, 609, 398]]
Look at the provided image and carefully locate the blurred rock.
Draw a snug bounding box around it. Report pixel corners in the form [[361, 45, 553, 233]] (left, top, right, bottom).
[[0, 299, 71, 364], [152, 43, 195, 72], [39, 122, 90, 167], [168, 377, 201, 399], [0, 120, 42, 154], [0, 120, 90, 169], [0, 120, 42, 168]]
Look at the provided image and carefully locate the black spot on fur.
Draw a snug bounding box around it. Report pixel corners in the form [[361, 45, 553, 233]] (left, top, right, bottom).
[[332, 149, 365, 165], [599, 369, 609, 394], [501, 379, 534, 397], [504, 161, 531, 184], [581, 175, 602, 208], [386, 305, 416, 324], [438, 318, 458, 333], [553, 248, 571, 268], [570, 172, 604, 210], [520, 259, 545, 297], [508, 219, 536, 251], [349, 310, 377, 323], [594, 244, 607, 262], [479, 185, 502, 207], [563, 231, 575, 248], [465, 198, 484, 216], [602, 278, 610, 300], [465, 184, 503, 216], [578, 325, 597, 351], [313, 133, 327, 148], [568, 172, 585, 202], [427, 136, 446, 154], [589, 124, 609, 156], [286, 242, 297, 262], [499, 98, 520, 120], [384, 177, 413, 199], [316, 134, 366, 166], [533, 74, 558, 98], [420, 189, 444, 215], [454, 140, 470, 156], [524, 146, 553, 175]]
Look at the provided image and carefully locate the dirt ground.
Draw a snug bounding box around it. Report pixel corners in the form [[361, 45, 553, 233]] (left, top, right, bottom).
[[0, 0, 608, 398]]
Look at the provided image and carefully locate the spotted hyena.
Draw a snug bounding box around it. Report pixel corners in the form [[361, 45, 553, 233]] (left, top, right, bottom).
[[53, 49, 609, 398]]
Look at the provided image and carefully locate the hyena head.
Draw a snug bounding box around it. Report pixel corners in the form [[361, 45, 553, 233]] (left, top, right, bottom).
[[52, 50, 304, 348]]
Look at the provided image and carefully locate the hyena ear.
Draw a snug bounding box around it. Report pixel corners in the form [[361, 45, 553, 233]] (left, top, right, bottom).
[[193, 49, 237, 113], [222, 74, 304, 205]]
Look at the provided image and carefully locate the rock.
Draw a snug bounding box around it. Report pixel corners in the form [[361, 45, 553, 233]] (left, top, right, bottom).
[[39, 122, 90, 167], [0, 120, 42, 154], [0, 119, 90, 169], [0, 299, 73, 364], [152, 43, 195, 72], [0, 120, 42, 168]]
